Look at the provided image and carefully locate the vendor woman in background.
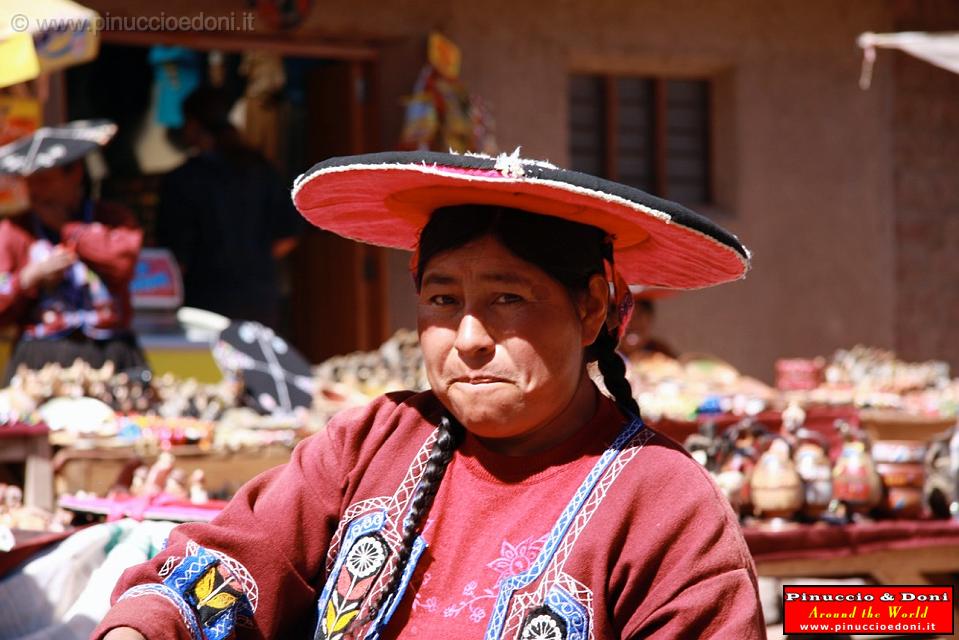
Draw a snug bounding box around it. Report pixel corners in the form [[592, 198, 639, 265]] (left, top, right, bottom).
[[0, 120, 146, 384]]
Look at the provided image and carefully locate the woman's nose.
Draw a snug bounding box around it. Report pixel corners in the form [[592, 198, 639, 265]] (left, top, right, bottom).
[[453, 313, 495, 356]]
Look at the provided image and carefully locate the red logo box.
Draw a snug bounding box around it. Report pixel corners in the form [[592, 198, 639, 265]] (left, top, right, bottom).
[[783, 585, 954, 636]]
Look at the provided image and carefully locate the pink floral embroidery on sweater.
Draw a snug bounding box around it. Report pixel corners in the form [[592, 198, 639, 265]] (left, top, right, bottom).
[[485, 535, 547, 583], [412, 534, 547, 623]]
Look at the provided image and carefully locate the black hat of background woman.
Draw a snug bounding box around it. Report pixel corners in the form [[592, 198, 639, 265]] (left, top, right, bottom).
[[0, 120, 116, 177]]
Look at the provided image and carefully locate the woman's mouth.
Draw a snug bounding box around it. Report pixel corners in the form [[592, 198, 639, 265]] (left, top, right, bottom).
[[452, 376, 510, 385]]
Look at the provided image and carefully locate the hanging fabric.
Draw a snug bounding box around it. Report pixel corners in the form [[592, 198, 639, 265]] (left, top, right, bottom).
[[858, 31, 959, 89]]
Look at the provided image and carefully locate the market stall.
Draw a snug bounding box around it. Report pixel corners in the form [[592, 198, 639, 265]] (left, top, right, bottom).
[[1, 332, 958, 639]]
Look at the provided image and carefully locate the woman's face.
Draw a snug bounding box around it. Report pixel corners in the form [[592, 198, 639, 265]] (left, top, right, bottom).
[[26, 162, 84, 229], [417, 235, 606, 443]]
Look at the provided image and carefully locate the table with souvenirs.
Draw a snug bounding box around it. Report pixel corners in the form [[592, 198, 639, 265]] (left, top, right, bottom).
[[1, 334, 958, 635], [0, 325, 423, 535], [628, 345, 959, 605]]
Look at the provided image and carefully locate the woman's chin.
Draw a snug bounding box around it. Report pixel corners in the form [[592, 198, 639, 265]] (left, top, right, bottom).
[[447, 405, 523, 439]]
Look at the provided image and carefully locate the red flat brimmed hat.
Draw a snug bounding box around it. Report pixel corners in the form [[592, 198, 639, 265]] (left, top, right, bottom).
[[292, 150, 750, 290]]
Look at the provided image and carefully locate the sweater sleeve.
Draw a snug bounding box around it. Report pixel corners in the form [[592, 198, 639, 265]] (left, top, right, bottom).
[[0, 220, 37, 327], [91, 398, 390, 640], [62, 206, 143, 286], [617, 438, 766, 640]]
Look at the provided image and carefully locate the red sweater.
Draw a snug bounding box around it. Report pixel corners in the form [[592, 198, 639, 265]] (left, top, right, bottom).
[[0, 202, 142, 336], [94, 391, 765, 640]]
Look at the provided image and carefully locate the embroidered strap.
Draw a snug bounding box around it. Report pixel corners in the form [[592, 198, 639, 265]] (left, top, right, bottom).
[[365, 535, 428, 638], [483, 415, 646, 640], [317, 425, 441, 640], [327, 428, 439, 570], [315, 512, 389, 640]]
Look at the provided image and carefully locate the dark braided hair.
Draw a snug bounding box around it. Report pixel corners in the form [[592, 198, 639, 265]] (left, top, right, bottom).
[[366, 415, 462, 624], [589, 328, 642, 416], [366, 204, 639, 629]]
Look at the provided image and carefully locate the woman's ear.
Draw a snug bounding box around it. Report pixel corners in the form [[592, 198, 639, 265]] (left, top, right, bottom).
[[579, 273, 609, 347]]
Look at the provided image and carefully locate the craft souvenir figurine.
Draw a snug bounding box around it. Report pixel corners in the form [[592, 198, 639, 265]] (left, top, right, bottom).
[[750, 437, 803, 523], [717, 419, 769, 517], [794, 432, 833, 520], [163, 468, 189, 500], [923, 426, 959, 519], [0, 484, 65, 531], [779, 401, 833, 520], [142, 452, 176, 498], [686, 425, 747, 513], [831, 420, 883, 519], [872, 440, 926, 519], [683, 422, 720, 470], [780, 400, 806, 438], [188, 469, 209, 504]]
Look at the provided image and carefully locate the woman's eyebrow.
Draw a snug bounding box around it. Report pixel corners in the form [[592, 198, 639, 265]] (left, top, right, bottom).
[[479, 272, 533, 286], [421, 273, 458, 287], [421, 272, 533, 287]]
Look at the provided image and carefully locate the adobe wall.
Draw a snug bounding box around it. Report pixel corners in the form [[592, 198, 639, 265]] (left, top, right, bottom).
[[81, 1, 958, 381], [890, 0, 959, 372]]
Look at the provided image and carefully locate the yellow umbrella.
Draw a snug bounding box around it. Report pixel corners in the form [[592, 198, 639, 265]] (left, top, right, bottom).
[[0, 0, 100, 89]]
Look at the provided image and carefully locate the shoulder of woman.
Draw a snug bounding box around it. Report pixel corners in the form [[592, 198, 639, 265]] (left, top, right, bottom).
[[623, 428, 741, 519], [304, 390, 444, 452], [0, 215, 31, 238], [600, 428, 754, 590], [0, 217, 34, 258]]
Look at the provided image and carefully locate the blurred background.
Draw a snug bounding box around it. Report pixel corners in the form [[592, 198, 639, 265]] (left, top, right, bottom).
[[1, 3, 958, 638], [4, 0, 956, 381]]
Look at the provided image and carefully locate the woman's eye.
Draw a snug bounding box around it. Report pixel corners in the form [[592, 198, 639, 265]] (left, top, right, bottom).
[[429, 294, 457, 306]]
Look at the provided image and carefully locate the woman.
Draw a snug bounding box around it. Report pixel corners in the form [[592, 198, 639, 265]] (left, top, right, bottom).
[[97, 151, 763, 639], [0, 121, 145, 383], [620, 298, 679, 361]]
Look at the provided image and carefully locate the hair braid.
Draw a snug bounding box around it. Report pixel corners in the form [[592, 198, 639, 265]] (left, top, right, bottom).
[[591, 328, 641, 417], [366, 415, 463, 626]]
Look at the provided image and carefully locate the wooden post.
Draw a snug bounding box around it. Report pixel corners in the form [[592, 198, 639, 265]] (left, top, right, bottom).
[[24, 437, 53, 511]]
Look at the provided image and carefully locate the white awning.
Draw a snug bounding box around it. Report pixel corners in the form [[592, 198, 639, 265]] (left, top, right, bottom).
[[858, 31, 959, 89]]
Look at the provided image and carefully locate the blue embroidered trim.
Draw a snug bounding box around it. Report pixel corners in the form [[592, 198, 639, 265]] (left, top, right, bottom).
[[545, 587, 588, 640], [203, 606, 238, 640], [365, 534, 428, 638], [483, 415, 645, 640], [117, 583, 204, 640], [161, 545, 252, 640], [314, 510, 387, 640], [165, 547, 218, 593]]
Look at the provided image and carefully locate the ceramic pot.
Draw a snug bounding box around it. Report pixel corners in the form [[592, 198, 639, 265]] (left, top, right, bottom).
[[872, 440, 927, 465], [721, 449, 756, 516], [882, 486, 924, 519], [715, 470, 746, 514], [751, 439, 803, 519], [876, 462, 925, 489], [795, 441, 833, 518], [832, 441, 883, 513]]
